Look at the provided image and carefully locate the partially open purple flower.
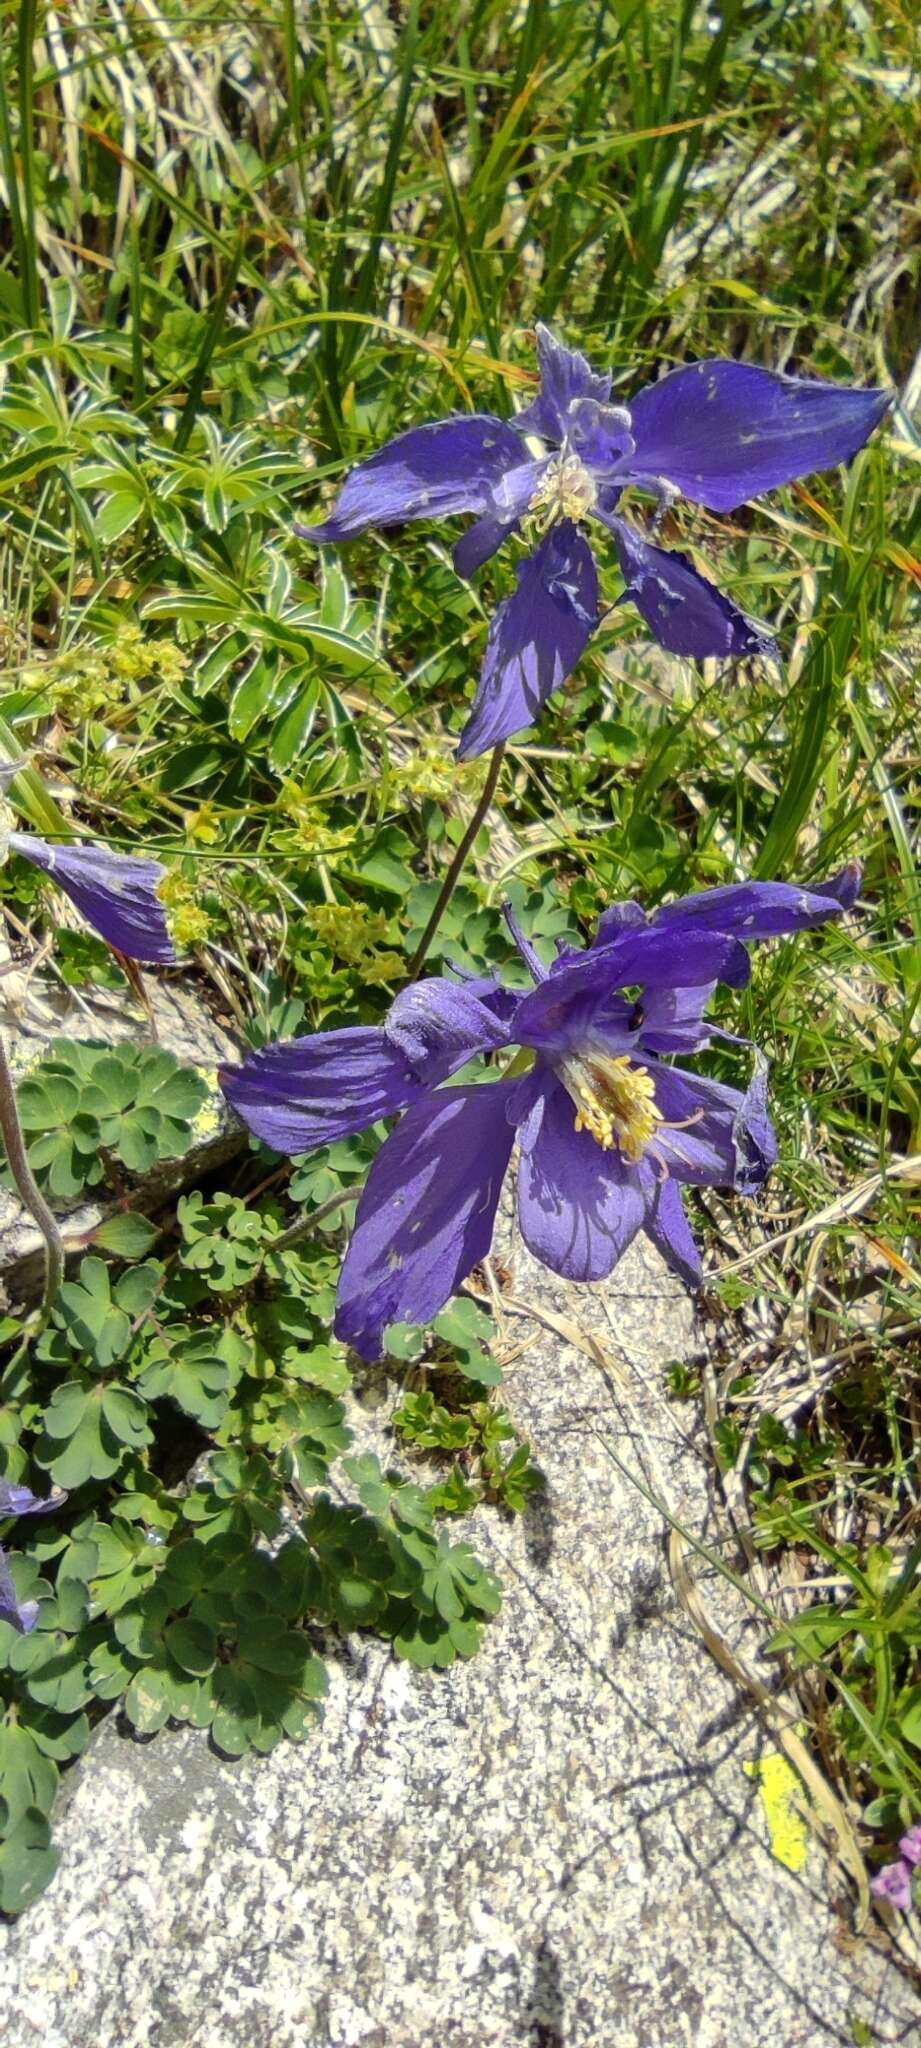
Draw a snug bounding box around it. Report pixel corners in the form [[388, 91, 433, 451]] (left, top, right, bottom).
[[870, 1860, 915, 1913], [0, 1478, 65, 1635], [899, 1826, 921, 1867], [8, 834, 177, 965], [298, 328, 890, 757], [220, 866, 858, 1361]]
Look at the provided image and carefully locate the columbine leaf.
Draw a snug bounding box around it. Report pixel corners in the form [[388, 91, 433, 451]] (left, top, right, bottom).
[[0, 1806, 60, 1915]]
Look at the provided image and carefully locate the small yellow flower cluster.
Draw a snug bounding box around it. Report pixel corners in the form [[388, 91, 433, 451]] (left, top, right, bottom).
[[18, 627, 189, 722], [303, 901, 391, 966], [390, 744, 487, 803], [362, 952, 406, 986], [156, 867, 212, 948], [276, 784, 356, 863], [183, 802, 221, 846]]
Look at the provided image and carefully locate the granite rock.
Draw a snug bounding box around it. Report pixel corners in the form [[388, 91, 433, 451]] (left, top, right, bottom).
[[0, 1230, 916, 2048]]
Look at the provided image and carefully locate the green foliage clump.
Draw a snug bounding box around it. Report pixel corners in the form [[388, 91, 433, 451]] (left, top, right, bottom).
[[0, 1189, 529, 1912], [10, 1042, 209, 1203]]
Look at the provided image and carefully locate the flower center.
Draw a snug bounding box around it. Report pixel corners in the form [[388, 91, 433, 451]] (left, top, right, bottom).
[[528, 453, 598, 527], [558, 1051, 662, 1162]]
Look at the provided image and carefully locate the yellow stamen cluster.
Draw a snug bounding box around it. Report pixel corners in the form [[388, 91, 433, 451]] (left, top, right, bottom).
[[561, 1052, 662, 1163], [528, 453, 598, 527]]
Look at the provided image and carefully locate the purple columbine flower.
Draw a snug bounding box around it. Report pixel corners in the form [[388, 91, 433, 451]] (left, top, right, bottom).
[[8, 833, 177, 965], [297, 327, 890, 758], [0, 1478, 65, 1635], [220, 866, 859, 1361], [870, 1860, 915, 1913]]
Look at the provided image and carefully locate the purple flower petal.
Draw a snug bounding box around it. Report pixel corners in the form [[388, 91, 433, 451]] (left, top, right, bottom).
[[566, 397, 635, 473], [0, 1548, 39, 1635], [458, 522, 599, 758], [220, 1027, 426, 1156], [649, 1060, 778, 1193], [297, 416, 526, 543], [635, 982, 717, 1056], [515, 325, 613, 443], [334, 1081, 517, 1360], [385, 976, 518, 1077], [10, 834, 176, 965], [515, 1075, 646, 1281], [725, 1055, 780, 1193], [588, 899, 648, 949], [0, 1481, 63, 1518], [653, 866, 861, 941], [513, 929, 751, 1056], [625, 359, 891, 513], [452, 459, 548, 579], [870, 1860, 914, 1912], [643, 1176, 703, 1287], [899, 1827, 921, 1868], [605, 516, 776, 660]]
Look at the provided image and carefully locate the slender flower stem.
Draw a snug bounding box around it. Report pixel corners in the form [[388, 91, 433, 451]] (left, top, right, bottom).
[[266, 1188, 359, 1260], [409, 742, 506, 979], [0, 1031, 65, 1321]]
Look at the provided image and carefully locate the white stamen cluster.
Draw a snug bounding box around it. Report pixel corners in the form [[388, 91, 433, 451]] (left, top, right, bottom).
[[528, 452, 598, 527], [559, 1051, 662, 1162]]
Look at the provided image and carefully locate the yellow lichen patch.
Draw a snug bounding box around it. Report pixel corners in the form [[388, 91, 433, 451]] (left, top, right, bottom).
[[743, 1751, 810, 1872], [191, 1075, 222, 1140], [559, 1052, 663, 1162]]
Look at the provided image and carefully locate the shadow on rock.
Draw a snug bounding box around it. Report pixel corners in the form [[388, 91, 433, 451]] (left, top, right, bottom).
[[521, 1477, 556, 1571], [524, 1936, 565, 2046]]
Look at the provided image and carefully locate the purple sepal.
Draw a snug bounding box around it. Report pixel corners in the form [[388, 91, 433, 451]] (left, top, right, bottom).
[[334, 1081, 518, 1361], [385, 976, 517, 1078], [297, 416, 525, 542], [515, 1075, 646, 1282], [453, 459, 547, 579], [727, 1054, 779, 1193], [653, 866, 861, 941], [643, 1176, 703, 1288], [515, 325, 613, 443], [589, 900, 647, 949], [457, 522, 599, 759], [0, 1478, 57, 1640], [219, 1027, 425, 1156], [606, 516, 776, 661], [0, 1550, 39, 1635], [10, 834, 177, 965], [0, 1481, 64, 1519], [513, 928, 751, 1055], [626, 359, 891, 513]]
